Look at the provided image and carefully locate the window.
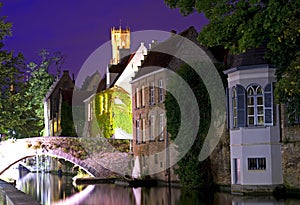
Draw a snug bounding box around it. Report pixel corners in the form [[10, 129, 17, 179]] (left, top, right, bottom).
[[158, 79, 163, 102], [150, 82, 155, 105], [232, 87, 237, 127], [135, 88, 140, 108], [248, 158, 266, 170], [159, 114, 164, 141], [149, 115, 155, 141], [247, 85, 264, 126], [136, 120, 140, 144], [141, 86, 145, 107], [142, 119, 146, 143], [87, 103, 92, 122], [154, 154, 158, 164]]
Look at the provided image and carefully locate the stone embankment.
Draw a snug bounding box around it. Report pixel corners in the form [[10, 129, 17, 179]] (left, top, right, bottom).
[[0, 180, 40, 205]]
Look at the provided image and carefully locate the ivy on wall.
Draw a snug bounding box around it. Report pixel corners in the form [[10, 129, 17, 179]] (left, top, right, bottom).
[[94, 86, 132, 138]]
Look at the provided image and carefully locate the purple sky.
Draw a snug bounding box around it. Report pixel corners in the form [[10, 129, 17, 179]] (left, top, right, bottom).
[[1, 0, 208, 78]]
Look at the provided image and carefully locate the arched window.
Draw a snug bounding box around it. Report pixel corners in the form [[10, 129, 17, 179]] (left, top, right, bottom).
[[232, 86, 237, 127], [247, 85, 264, 126]]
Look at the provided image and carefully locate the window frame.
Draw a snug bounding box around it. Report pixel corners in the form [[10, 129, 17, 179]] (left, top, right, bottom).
[[158, 79, 163, 103], [247, 157, 266, 171], [150, 82, 155, 105], [136, 120, 140, 144], [149, 115, 155, 141], [158, 114, 164, 141], [247, 84, 264, 126]]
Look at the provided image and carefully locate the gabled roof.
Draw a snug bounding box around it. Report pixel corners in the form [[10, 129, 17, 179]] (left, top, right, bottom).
[[132, 26, 217, 81], [44, 70, 74, 101], [96, 53, 135, 93]]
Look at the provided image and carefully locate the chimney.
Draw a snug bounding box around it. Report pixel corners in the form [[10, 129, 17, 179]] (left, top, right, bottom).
[[63, 70, 69, 76], [149, 40, 158, 50], [106, 66, 110, 88], [170, 30, 177, 37]]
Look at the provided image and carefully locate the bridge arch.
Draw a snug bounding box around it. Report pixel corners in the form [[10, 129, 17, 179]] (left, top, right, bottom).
[[0, 137, 118, 178], [0, 153, 95, 177]]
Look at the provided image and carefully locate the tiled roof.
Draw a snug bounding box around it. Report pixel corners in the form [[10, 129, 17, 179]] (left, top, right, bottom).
[[224, 44, 274, 74], [231, 44, 271, 68], [132, 26, 215, 81]]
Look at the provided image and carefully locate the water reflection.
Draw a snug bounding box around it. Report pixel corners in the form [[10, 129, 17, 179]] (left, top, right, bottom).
[[16, 172, 83, 205], [14, 171, 300, 205]]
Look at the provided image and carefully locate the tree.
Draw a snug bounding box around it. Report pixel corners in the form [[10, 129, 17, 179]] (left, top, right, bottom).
[[275, 51, 300, 124], [165, 0, 300, 115], [26, 49, 64, 135], [0, 3, 36, 138], [165, 64, 214, 189]]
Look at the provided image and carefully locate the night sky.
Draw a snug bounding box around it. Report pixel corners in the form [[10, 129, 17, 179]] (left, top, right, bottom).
[[1, 0, 208, 79]]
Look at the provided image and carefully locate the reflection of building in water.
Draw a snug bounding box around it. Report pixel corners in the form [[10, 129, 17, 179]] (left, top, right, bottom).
[[224, 45, 283, 193]]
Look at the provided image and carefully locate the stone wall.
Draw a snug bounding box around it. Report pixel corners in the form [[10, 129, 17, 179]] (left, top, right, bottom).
[[209, 129, 231, 186], [0, 180, 39, 205], [281, 106, 300, 190]]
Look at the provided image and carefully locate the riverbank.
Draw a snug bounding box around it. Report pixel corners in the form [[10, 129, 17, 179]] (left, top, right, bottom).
[[0, 179, 40, 205]]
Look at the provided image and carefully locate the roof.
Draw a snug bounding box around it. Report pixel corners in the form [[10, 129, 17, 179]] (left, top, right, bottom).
[[96, 53, 135, 93], [44, 70, 74, 101], [132, 26, 216, 81], [224, 44, 274, 75], [231, 45, 271, 68]]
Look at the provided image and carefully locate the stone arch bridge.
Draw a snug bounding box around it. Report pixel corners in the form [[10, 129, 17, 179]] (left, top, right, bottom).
[[0, 137, 131, 177]]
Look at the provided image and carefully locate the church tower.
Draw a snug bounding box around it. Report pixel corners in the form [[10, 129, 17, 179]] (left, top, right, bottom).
[[111, 26, 130, 65]]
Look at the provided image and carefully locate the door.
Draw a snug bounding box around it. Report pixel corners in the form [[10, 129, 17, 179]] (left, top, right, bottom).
[[233, 158, 241, 184]]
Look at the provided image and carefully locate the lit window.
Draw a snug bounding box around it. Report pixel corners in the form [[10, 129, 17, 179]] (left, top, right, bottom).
[[248, 158, 266, 170], [87, 103, 91, 122], [247, 85, 264, 126]]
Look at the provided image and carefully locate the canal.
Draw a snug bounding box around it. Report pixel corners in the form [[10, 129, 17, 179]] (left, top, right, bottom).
[[2, 165, 300, 205]]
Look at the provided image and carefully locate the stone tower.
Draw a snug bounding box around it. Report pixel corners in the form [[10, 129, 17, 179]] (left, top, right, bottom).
[[111, 26, 130, 65]]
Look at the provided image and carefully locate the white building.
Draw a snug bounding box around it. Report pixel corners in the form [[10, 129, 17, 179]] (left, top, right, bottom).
[[224, 46, 283, 193]]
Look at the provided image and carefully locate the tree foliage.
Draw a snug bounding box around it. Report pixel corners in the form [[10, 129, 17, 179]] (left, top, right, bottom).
[[275, 51, 300, 124], [165, 0, 300, 115], [165, 64, 214, 189], [60, 102, 77, 136], [26, 49, 64, 135], [0, 4, 35, 138], [0, 4, 64, 137]]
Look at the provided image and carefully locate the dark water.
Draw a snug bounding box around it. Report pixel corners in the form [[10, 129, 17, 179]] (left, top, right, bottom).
[[16, 172, 300, 205]]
